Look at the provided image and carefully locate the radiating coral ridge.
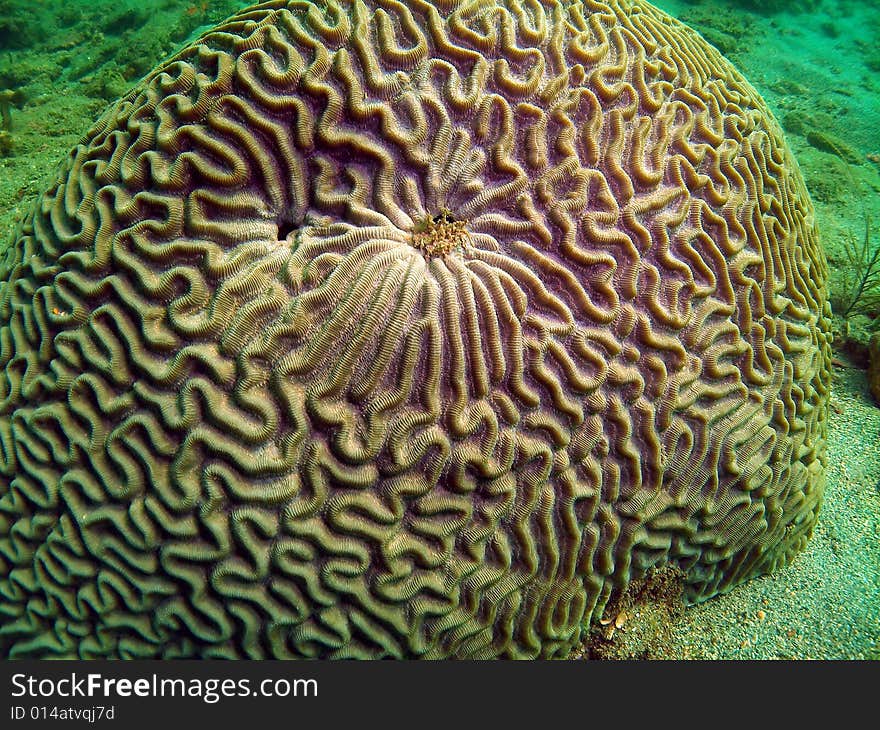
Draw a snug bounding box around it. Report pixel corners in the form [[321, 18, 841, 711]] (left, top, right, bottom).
[[0, 0, 832, 659]]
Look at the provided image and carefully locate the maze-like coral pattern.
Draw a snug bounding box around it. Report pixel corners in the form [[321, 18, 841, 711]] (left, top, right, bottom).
[[0, 0, 831, 658]]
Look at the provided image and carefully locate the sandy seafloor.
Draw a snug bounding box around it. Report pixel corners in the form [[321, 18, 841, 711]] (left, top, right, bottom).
[[0, 0, 877, 659]]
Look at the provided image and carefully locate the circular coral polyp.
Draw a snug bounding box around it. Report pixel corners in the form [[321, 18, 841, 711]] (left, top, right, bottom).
[[0, 0, 832, 658], [411, 211, 470, 257]]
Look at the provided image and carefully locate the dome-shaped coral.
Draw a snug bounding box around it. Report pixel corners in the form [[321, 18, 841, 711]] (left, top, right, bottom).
[[0, 0, 831, 658]]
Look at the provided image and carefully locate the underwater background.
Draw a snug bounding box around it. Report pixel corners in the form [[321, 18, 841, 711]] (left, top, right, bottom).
[[0, 0, 877, 659]]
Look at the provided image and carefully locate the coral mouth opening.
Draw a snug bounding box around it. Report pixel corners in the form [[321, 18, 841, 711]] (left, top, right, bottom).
[[410, 210, 470, 258], [277, 217, 300, 241]]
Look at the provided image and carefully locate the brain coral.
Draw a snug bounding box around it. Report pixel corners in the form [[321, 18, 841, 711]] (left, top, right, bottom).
[[0, 0, 831, 659]]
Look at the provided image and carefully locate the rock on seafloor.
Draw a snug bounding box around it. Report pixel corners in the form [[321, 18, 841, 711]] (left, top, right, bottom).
[[0, 0, 832, 659], [869, 332, 880, 406]]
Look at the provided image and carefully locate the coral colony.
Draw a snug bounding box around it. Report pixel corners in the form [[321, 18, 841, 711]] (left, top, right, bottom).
[[0, 0, 831, 658]]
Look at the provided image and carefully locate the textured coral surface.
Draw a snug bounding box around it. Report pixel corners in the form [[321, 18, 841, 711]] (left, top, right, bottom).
[[0, 0, 832, 658]]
